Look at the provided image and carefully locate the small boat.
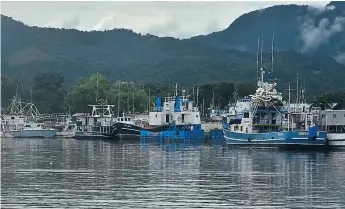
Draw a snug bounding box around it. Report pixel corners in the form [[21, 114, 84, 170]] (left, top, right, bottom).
[[9, 122, 56, 138]]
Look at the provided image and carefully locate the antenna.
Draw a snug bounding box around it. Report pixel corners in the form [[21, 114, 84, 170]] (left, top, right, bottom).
[[196, 86, 199, 106], [257, 36, 260, 80], [127, 92, 130, 113], [271, 31, 275, 75], [30, 89, 32, 103], [260, 32, 263, 69], [132, 91, 135, 117], [192, 87, 195, 102], [168, 77, 171, 94], [117, 82, 120, 117], [15, 80, 19, 98], [296, 62, 300, 105], [285, 82, 294, 131], [212, 91, 215, 109]]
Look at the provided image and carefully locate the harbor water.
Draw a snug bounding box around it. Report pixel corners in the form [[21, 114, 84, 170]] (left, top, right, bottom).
[[2, 138, 345, 208]]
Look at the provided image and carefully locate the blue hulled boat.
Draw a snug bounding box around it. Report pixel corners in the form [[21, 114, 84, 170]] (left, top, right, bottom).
[[223, 67, 328, 149], [141, 87, 204, 143]]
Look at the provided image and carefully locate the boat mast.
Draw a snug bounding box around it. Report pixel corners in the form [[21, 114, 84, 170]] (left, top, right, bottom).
[[127, 93, 129, 113], [296, 63, 300, 105], [132, 91, 135, 117], [286, 82, 294, 131], [260, 32, 263, 72], [192, 87, 195, 102], [271, 32, 274, 76], [196, 86, 199, 106], [117, 82, 120, 117], [212, 91, 215, 109], [257, 36, 260, 80]]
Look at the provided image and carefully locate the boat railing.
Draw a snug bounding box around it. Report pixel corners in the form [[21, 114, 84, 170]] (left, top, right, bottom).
[[149, 106, 199, 113]]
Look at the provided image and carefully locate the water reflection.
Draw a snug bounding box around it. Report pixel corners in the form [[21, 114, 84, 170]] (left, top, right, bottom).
[[2, 138, 345, 208]]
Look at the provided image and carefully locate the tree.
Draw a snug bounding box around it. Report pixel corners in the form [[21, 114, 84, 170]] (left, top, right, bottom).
[[31, 71, 66, 113]]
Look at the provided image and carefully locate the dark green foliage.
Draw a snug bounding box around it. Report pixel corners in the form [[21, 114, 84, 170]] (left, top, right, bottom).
[[1, 2, 345, 109], [32, 72, 66, 113], [311, 92, 345, 110], [1, 13, 345, 97]]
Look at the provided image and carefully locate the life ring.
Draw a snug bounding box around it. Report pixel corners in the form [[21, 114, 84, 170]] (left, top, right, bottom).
[[177, 117, 181, 121], [182, 107, 186, 111]]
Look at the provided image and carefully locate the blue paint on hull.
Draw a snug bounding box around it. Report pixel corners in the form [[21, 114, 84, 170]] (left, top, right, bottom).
[[223, 129, 328, 147], [141, 124, 204, 142], [10, 130, 56, 138]]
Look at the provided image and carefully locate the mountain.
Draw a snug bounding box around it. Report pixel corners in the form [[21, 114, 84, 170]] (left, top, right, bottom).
[[1, 2, 345, 97], [190, 1, 345, 61]]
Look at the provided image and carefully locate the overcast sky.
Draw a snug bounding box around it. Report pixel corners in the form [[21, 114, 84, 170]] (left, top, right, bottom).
[[1, 1, 330, 38]]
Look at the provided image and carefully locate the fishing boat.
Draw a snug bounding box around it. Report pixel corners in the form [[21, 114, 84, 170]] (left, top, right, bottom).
[[74, 99, 116, 140], [9, 122, 56, 138], [111, 113, 143, 140], [223, 34, 328, 149], [141, 86, 204, 142], [223, 67, 328, 149], [2, 94, 56, 138]]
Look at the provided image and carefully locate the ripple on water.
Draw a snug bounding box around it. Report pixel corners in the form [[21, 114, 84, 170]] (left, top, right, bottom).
[[1, 138, 345, 208]]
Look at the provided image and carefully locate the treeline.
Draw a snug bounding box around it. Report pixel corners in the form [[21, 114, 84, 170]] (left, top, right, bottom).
[[1, 72, 256, 114], [2, 72, 345, 114]]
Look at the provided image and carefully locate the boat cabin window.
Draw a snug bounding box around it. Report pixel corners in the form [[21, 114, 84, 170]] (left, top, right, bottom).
[[165, 114, 169, 123], [333, 114, 336, 118], [234, 126, 239, 131], [182, 114, 185, 122], [24, 125, 31, 128], [11, 117, 15, 119], [125, 118, 128, 121], [240, 126, 243, 131], [243, 112, 249, 118]]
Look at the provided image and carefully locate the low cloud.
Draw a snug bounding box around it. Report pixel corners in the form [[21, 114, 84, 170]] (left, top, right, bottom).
[[93, 13, 116, 31], [307, 4, 336, 16], [62, 14, 79, 29], [204, 19, 222, 34], [300, 15, 345, 53], [148, 18, 181, 37], [334, 52, 345, 65], [46, 14, 80, 29]]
